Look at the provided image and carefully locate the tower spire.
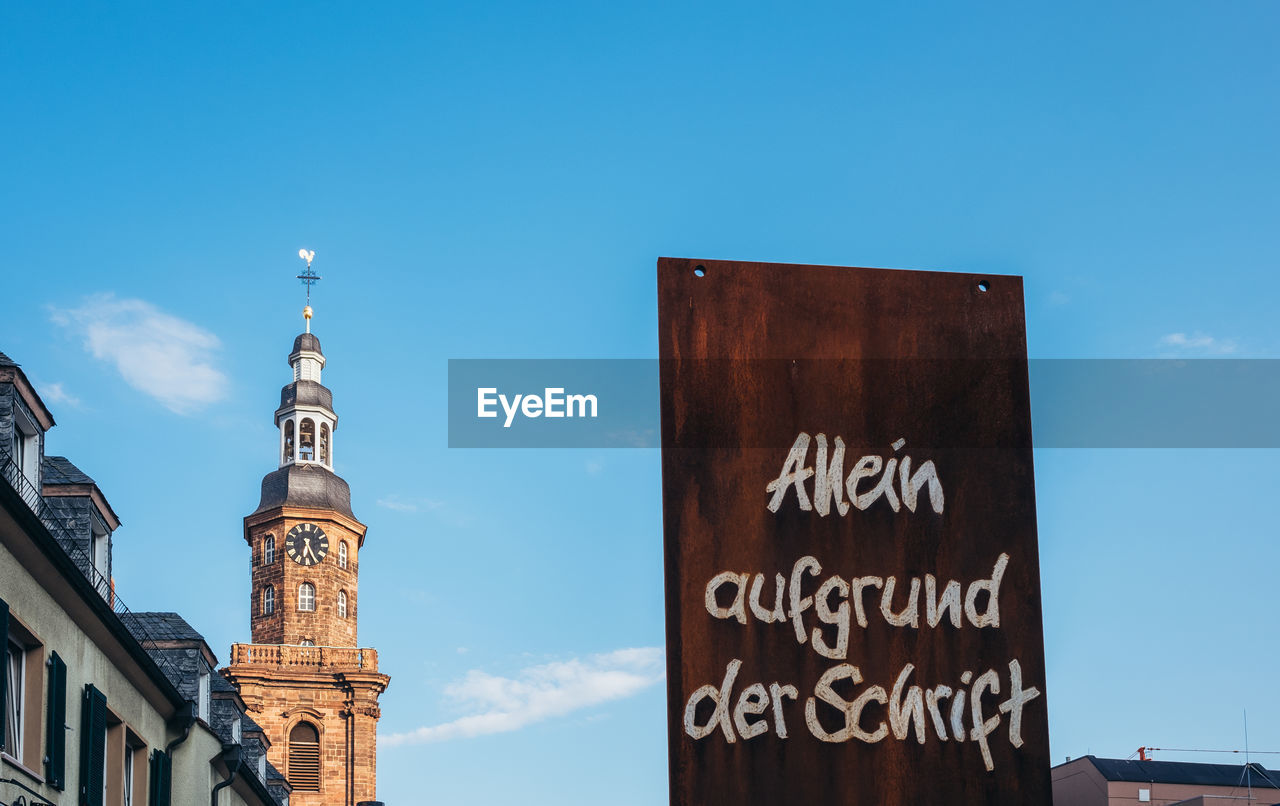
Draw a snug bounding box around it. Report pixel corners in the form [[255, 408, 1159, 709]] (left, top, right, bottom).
[[296, 248, 320, 333]]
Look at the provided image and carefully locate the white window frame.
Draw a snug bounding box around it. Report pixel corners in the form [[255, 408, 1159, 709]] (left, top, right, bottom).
[[197, 671, 210, 722], [263, 535, 275, 565], [338, 542, 348, 569], [3, 637, 24, 760], [263, 585, 275, 615], [90, 511, 110, 581], [298, 583, 316, 612], [123, 741, 134, 806], [337, 591, 347, 619]]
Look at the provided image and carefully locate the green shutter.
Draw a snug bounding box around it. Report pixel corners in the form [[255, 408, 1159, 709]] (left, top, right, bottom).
[[149, 749, 171, 806], [0, 597, 9, 753], [79, 684, 106, 806], [46, 650, 67, 789]]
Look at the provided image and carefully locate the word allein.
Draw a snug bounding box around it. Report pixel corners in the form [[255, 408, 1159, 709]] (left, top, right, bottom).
[[766, 433, 944, 515]]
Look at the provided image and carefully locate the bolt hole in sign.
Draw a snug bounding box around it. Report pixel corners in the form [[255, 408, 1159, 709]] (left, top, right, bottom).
[[657, 258, 1051, 805]]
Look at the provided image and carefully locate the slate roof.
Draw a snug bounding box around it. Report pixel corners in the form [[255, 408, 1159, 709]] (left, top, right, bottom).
[[291, 333, 323, 356], [239, 710, 265, 736], [1083, 756, 1280, 789], [278, 380, 334, 414], [211, 672, 238, 694], [253, 462, 355, 519], [128, 612, 208, 643], [0, 350, 16, 367], [43, 456, 95, 485]]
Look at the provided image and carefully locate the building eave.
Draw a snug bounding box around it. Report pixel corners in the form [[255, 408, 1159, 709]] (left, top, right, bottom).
[[42, 483, 123, 531], [0, 365, 56, 430], [243, 505, 368, 546]]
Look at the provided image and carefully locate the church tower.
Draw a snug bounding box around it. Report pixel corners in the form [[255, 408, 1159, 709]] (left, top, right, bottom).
[[224, 263, 390, 806]]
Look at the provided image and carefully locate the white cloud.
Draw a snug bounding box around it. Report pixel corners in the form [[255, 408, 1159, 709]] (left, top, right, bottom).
[[1159, 331, 1238, 354], [36, 381, 81, 408], [376, 495, 446, 513], [376, 497, 419, 512], [382, 647, 664, 746], [50, 294, 228, 415]]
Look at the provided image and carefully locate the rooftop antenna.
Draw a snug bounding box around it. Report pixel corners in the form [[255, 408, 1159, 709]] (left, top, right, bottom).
[[297, 249, 320, 333], [1245, 710, 1252, 799]]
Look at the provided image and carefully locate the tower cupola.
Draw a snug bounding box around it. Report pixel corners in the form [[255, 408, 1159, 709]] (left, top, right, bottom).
[[290, 333, 326, 383], [277, 333, 337, 469]]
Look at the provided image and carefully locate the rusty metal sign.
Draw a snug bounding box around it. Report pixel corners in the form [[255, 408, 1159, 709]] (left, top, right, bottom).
[[658, 257, 1051, 805]]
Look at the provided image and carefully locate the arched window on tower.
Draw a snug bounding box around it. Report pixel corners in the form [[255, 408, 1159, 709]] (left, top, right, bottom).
[[338, 590, 348, 619], [299, 419, 316, 461], [338, 541, 348, 569], [287, 722, 321, 792], [262, 585, 274, 615], [263, 535, 275, 565], [283, 420, 295, 464], [298, 582, 316, 612], [319, 423, 330, 466]]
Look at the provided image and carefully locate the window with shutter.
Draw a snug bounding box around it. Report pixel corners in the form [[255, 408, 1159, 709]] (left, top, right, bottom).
[[80, 684, 107, 806], [46, 651, 67, 789], [287, 721, 321, 791], [149, 749, 171, 806]]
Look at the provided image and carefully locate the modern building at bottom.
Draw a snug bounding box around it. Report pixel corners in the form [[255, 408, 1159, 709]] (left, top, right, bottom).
[[1054, 755, 1280, 806], [1, 348, 290, 806]]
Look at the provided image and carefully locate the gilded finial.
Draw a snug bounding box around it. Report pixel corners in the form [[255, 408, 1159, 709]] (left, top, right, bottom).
[[296, 249, 321, 334]]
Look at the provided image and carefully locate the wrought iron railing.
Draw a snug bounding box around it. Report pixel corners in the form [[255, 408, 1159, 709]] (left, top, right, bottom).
[[0, 447, 181, 685]]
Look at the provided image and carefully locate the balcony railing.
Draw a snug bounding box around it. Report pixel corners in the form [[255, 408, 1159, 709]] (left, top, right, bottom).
[[229, 643, 379, 672], [0, 447, 181, 684]]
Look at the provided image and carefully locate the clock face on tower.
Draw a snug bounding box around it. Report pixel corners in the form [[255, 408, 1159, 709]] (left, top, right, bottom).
[[285, 523, 329, 566]]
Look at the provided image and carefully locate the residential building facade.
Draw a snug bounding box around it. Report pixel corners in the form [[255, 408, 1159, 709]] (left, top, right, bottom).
[[1, 349, 287, 806]]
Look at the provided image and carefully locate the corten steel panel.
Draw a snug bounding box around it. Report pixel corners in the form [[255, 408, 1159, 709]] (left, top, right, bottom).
[[658, 257, 1050, 806]]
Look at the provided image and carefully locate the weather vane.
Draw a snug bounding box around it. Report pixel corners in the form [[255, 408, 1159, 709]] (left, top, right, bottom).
[[297, 249, 320, 333]]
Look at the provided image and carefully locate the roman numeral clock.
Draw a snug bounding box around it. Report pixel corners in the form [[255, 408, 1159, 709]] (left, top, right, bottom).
[[286, 523, 329, 566]]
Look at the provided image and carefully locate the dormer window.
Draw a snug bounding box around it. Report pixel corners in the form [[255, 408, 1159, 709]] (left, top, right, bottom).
[[197, 671, 210, 722], [10, 404, 39, 486], [90, 512, 110, 582], [231, 716, 242, 744]]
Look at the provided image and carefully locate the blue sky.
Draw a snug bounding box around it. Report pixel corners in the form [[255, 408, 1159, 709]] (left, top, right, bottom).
[[3, 2, 1278, 803]]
